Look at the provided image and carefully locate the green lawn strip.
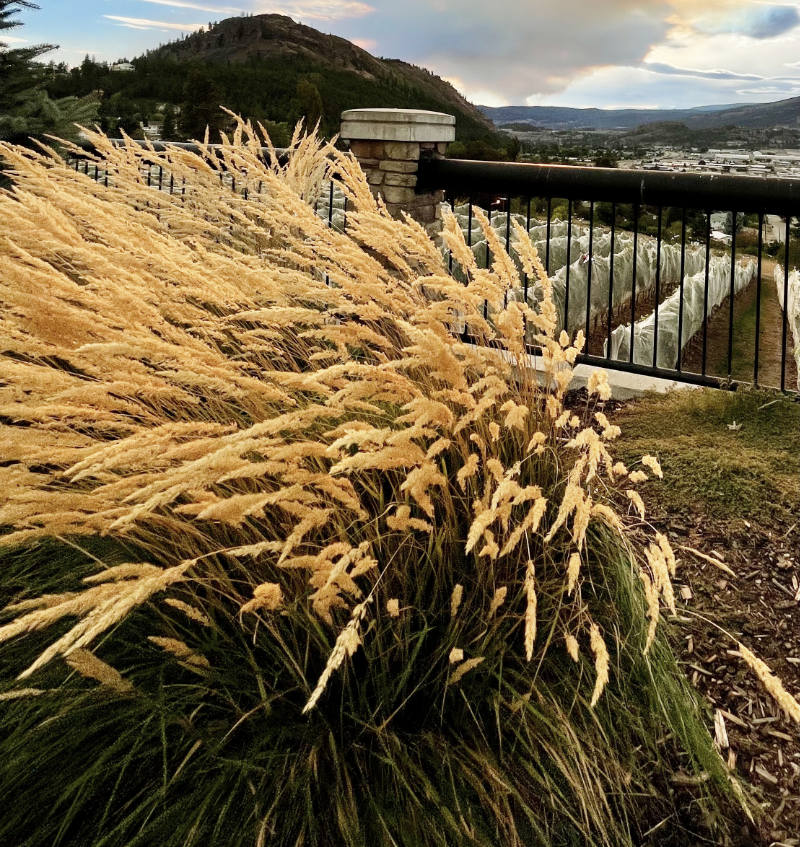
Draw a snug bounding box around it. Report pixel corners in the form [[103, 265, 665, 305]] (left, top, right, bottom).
[[614, 388, 800, 521]]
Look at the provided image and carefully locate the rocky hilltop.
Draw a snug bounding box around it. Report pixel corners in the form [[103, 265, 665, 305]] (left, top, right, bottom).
[[148, 14, 495, 138]]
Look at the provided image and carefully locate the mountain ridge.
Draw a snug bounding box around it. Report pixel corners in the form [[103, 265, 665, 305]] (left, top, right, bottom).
[[480, 99, 800, 131]]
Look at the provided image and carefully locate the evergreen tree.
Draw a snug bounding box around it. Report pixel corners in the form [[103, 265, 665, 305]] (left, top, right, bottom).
[[179, 66, 225, 140], [0, 1, 99, 144], [292, 78, 322, 132], [161, 103, 177, 140]]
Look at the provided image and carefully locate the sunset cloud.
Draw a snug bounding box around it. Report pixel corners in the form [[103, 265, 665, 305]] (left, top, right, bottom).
[[104, 15, 205, 31], [138, 0, 245, 14]]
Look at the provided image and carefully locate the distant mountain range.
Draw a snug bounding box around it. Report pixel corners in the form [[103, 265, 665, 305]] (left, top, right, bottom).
[[480, 99, 800, 131]]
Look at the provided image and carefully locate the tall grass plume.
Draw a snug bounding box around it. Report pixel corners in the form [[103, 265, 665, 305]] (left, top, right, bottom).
[[0, 119, 765, 846]]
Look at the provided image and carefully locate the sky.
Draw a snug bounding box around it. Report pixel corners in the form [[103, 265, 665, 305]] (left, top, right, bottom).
[[10, 0, 800, 110]]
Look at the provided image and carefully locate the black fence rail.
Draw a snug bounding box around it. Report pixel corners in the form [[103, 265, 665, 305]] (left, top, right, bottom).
[[419, 158, 800, 394]]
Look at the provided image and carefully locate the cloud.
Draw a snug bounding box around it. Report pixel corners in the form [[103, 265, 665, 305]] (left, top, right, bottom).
[[747, 5, 800, 37], [344, 0, 672, 102], [103, 15, 206, 32], [49, 0, 800, 107], [138, 0, 245, 13], [536, 61, 800, 109], [137, 0, 374, 20], [644, 61, 764, 80], [536, 65, 692, 109], [695, 4, 800, 39], [1, 35, 29, 44]]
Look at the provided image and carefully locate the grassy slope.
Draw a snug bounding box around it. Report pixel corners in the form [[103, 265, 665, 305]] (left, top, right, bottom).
[[615, 388, 800, 523]]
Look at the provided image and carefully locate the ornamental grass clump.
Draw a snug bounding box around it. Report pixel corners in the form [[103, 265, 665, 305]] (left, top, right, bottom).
[[0, 120, 752, 846]]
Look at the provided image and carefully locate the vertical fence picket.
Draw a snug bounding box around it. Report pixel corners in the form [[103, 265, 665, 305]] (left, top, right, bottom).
[[754, 212, 763, 385], [727, 211, 737, 379], [702, 211, 711, 376], [781, 219, 791, 391], [585, 201, 594, 351], [652, 207, 662, 370], [676, 209, 686, 373], [564, 198, 572, 335], [607, 202, 616, 360], [629, 202, 639, 364]]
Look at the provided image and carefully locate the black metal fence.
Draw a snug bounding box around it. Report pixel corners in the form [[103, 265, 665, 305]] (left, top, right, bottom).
[[68, 139, 349, 238], [67, 142, 799, 395], [419, 158, 800, 394]]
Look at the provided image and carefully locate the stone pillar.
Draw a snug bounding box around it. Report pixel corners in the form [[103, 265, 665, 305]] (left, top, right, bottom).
[[339, 108, 455, 233]]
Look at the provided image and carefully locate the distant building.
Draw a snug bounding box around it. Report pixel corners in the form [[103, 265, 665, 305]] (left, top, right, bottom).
[[111, 62, 134, 72]]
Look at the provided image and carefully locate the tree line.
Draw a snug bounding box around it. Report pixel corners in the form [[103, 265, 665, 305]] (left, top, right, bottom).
[[44, 53, 516, 159]]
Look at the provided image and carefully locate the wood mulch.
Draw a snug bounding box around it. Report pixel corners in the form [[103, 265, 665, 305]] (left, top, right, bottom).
[[564, 388, 800, 844], [642, 504, 800, 847]]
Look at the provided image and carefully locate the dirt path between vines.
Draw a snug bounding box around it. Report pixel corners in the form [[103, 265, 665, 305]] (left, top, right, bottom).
[[681, 258, 798, 390]]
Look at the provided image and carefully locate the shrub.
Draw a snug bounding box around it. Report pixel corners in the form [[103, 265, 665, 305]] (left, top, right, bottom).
[[0, 121, 746, 845]]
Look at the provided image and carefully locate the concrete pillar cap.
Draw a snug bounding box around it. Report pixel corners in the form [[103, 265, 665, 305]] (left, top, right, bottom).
[[340, 108, 455, 143]]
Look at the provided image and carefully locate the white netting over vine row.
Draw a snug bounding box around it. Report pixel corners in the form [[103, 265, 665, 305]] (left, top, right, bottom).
[[605, 256, 757, 368], [449, 205, 714, 334], [774, 265, 800, 388], [447, 203, 763, 371], [547, 236, 709, 334]]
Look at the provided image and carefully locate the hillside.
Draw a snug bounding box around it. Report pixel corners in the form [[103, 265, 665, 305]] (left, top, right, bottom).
[[48, 14, 502, 147], [481, 98, 800, 131], [151, 15, 485, 124], [687, 96, 800, 128], [480, 104, 739, 131]]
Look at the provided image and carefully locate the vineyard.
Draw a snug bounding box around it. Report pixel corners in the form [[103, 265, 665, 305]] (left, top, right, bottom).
[[447, 203, 799, 390]]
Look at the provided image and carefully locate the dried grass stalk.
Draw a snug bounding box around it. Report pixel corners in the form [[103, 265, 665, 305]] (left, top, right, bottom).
[[0, 122, 692, 708]]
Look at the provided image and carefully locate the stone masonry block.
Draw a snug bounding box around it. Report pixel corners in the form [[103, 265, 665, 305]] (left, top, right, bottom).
[[348, 140, 382, 159], [384, 141, 420, 161], [383, 173, 417, 188], [383, 202, 404, 219], [357, 158, 381, 169], [381, 185, 415, 204], [416, 204, 436, 224], [367, 170, 384, 185], [436, 142, 449, 155], [378, 160, 418, 173], [340, 109, 456, 144]]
